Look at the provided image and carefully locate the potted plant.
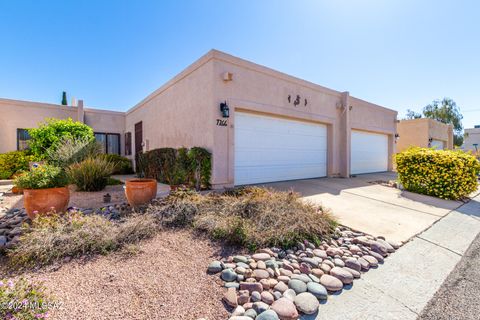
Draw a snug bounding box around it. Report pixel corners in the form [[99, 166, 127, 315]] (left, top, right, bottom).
[[14, 165, 70, 219], [125, 178, 157, 207]]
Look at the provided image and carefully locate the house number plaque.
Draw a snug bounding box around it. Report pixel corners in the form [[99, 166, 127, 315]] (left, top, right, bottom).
[[216, 119, 228, 126]]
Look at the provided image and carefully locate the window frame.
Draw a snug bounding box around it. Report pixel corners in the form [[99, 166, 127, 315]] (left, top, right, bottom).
[[17, 128, 31, 151], [94, 132, 121, 155], [125, 132, 132, 156]]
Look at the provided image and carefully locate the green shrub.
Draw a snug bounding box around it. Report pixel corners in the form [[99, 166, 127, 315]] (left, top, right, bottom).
[[137, 147, 212, 189], [0, 150, 38, 180], [46, 136, 101, 167], [100, 154, 133, 174], [148, 187, 337, 249], [0, 278, 53, 320], [8, 211, 158, 268], [28, 118, 94, 158], [67, 157, 114, 191], [395, 147, 480, 200], [107, 177, 124, 185], [14, 165, 68, 189]]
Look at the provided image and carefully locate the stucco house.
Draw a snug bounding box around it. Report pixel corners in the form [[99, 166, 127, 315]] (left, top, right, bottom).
[[463, 125, 480, 152], [396, 118, 454, 152], [0, 50, 398, 188]]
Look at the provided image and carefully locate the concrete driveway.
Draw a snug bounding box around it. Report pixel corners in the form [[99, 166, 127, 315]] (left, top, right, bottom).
[[261, 172, 466, 243]]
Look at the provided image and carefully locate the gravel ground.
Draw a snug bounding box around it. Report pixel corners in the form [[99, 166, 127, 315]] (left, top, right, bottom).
[[418, 231, 480, 320], [3, 230, 229, 320], [1, 184, 128, 214]]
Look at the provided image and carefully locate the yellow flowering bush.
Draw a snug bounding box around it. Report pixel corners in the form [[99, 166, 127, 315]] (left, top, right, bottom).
[[395, 147, 480, 200]]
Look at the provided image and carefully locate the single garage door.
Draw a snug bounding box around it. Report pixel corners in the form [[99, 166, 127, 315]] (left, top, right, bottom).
[[431, 139, 445, 150], [351, 130, 388, 175], [235, 112, 327, 185]]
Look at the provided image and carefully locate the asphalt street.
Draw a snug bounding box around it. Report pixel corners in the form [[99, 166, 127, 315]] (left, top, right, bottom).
[[419, 231, 480, 320]]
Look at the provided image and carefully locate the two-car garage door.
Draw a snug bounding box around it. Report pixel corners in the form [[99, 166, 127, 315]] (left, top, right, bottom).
[[234, 112, 327, 185]]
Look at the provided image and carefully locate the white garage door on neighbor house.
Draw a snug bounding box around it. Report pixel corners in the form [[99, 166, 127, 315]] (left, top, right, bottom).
[[351, 130, 388, 175], [431, 139, 445, 149], [234, 112, 327, 185]]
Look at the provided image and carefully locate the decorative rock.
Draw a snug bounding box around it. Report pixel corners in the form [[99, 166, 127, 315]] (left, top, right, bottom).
[[259, 279, 271, 290], [294, 292, 320, 314], [261, 291, 275, 305], [257, 248, 275, 256], [277, 276, 290, 283], [363, 255, 379, 267], [320, 274, 343, 292], [311, 268, 324, 277], [223, 287, 238, 307], [307, 281, 328, 300], [273, 291, 283, 300], [357, 257, 370, 270], [273, 281, 288, 293], [368, 250, 385, 263], [288, 279, 307, 294], [256, 310, 279, 320], [236, 267, 247, 275], [225, 282, 240, 289], [308, 274, 320, 283], [330, 267, 354, 284], [291, 274, 311, 283], [244, 309, 257, 319], [257, 260, 267, 269], [271, 297, 299, 320], [387, 240, 402, 249], [300, 257, 319, 267], [334, 258, 345, 267], [313, 249, 327, 259], [343, 267, 361, 279], [253, 269, 270, 280], [234, 256, 249, 264], [207, 260, 223, 273], [370, 241, 388, 256], [229, 317, 252, 320], [344, 258, 361, 271], [221, 269, 238, 282], [320, 263, 331, 273], [238, 290, 250, 305], [252, 301, 270, 314], [240, 282, 263, 294], [232, 306, 246, 316], [268, 278, 279, 287], [252, 253, 271, 261], [283, 289, 296, 302], [376, 238, 395, 253], [251, 291, 261, 302]]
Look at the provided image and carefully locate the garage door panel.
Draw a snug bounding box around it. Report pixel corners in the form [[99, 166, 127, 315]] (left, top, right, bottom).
[[351, 130, 388, 175], [235, 112, 327, 185]]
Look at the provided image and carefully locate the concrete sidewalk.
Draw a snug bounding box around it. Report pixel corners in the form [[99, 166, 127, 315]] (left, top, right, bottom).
[[305, 194, 480, 320]]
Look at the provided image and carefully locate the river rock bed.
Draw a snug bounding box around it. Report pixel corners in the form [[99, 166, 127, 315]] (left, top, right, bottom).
[[207, 226, 402, 319]]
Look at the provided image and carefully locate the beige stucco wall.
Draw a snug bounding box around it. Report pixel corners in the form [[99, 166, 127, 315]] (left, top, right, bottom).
[[0, 98, 126, 154], [463, 127, 480, 152], [208, 50, 397, 187], [125, 53, 215, 165], [397, 118, 453, 153]]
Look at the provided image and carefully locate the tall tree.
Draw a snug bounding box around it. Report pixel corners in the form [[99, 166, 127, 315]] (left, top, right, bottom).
[[61, 91, 68, 105], [423, 98, 463, 146], [403, 98, 464, 146]]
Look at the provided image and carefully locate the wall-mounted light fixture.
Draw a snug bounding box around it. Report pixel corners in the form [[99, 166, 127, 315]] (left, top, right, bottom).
[[394, 133, 400, 143], [220, 101, 230, 118], [428, 137, 433, 143]]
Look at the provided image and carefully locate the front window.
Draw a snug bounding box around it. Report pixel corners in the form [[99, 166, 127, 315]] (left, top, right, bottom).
[[94, 132, 120, 155], [17, 129, 31, 150]]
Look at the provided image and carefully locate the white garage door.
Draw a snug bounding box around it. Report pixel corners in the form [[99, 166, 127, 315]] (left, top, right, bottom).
[[235, 112, 327, 185], [351, 130, 388, 175], [431, 139, 444, 150]]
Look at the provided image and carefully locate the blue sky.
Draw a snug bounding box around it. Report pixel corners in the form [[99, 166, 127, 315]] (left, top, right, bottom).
[[0, 0, 479, 128]]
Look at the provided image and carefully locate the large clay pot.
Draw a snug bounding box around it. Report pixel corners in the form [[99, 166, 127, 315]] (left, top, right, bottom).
[[23, 187, 70, 219], [125, 178, 157, 207]]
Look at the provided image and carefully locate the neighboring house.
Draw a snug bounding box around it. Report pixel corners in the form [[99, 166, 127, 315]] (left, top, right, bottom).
[[0, 49, 398, 188], [463, 125, 480, 152], [396, 118, 453, 152]]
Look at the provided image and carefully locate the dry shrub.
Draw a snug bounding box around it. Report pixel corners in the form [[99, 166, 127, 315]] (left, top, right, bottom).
[[8, 211, 158, 269], [149, 187, 337, 249]]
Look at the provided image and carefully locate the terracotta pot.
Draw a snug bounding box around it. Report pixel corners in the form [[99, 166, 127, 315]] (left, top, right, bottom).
[[125, 178, 157, 207], [23, 187, 70, 219]]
